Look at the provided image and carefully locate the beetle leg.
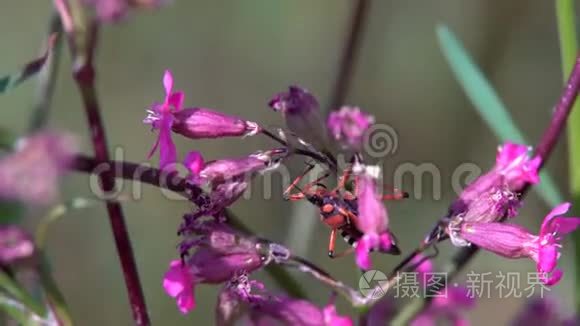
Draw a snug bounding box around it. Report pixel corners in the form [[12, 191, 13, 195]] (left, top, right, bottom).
[[331, 166, 353, 194], [329, 247, 355, 259], [283, 164, 315, 199], [328, 229, 337, 258]]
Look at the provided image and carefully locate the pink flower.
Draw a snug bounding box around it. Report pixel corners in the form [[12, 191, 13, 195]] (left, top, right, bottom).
[[458, 202, 580, 285], [0, 132, 77, 205], [0, 226, 35, 265], [327, 106, 375, 150], [494, 142, 541, 187], [144, 70, 184, 170], [171, 108, 259, 139], [193, 149, 283, 186], [163, 260, 195, 314], [442, 142, 540, 245], [353, 164, 399, 270]]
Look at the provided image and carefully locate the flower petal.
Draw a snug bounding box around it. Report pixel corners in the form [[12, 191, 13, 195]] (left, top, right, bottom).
[[158, 122, 177, 170], [538, 244, 558, 274], [541, 202, 572, 234], [168, 91, 184, 111], [355, 238, 372, 270], [541, 269, 564, 286], [163, 70, 174, 97], [163, 260, 187, 297], [163, 260, 196, 313], [184, 151, 205, 175], [551, 217, 580, 235]]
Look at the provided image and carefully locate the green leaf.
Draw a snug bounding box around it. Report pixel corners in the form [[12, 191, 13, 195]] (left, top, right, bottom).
[[436, 24, 564, 207], [38, 253, 73, 326], [0, 35, 56, 95], [0, 271, 46, 318]]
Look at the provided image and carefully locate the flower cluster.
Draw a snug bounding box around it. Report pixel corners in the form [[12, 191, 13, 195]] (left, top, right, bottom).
[[147, 72, 407, 317], [442, 142, 579, 286], [148, 71, 580, 323]]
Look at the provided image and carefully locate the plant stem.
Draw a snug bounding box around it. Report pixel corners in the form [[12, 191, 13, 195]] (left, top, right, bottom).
[[327, 0, 370, 112], [54, 1, 150, 321], [556, 0, 580, 311], [392, 53, 580, 325]]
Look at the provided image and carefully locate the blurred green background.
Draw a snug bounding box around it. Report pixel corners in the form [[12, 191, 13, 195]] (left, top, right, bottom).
[[0, 1, 576, 325]]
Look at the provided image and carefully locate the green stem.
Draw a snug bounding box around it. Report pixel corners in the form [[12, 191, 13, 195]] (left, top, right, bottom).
[[556, 0, 580, 312]]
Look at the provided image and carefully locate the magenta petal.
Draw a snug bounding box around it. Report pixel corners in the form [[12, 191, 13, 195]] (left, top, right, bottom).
[[184, 151, 205, 175], [355, 239, 371, 270], [542, 269, 564, 286], [323, 305, 353, 326], [541, 202, 572, 233], [496, 142, 528, 166], [378, 233, 392, 252], [168, 91, 185, 111], [552, 217, 580, 235], [538, 245, 558, 274], [163, 70, 174, 96], [163, 260, 196, 313], [163, 260, 187, 297], [158, 123, 177, 170]]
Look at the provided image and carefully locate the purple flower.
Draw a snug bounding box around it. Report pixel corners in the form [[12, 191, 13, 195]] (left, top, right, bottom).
[[216, 272, 353, 326], [167, 220, 290, 314], [445, 142, 540, 242], [190, 149, 284, 187], [0, 226, 35, 266], [0, 132, 77, 205], [145, 71, 259, 170], [268, 86, 327, 149], [327, 106, 375, 150], [353, 164, 398, 270], [163, 260, 196, 314], [144, 70, 184, 170], [171, 108, 260, 140], [83, 0, 168, 23], [457, 202, 580, 285]]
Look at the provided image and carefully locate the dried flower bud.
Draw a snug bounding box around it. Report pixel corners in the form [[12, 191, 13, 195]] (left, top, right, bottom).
[[268, 86, 328, 150]]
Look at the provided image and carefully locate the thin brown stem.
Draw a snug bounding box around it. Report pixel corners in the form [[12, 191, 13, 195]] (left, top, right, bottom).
[[55, 0, 150, 320]]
